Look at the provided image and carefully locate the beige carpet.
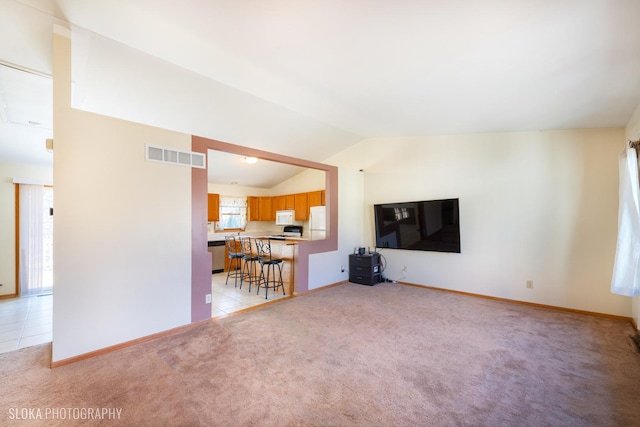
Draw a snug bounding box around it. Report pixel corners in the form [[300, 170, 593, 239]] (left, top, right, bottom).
[[2, 282, 640, 426]]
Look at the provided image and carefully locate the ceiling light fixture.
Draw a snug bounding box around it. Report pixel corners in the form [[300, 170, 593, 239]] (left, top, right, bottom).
[[245, 156, 258, 164]]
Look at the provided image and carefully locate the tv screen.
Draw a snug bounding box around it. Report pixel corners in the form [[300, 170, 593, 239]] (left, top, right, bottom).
[[373, 199, 460, 253]]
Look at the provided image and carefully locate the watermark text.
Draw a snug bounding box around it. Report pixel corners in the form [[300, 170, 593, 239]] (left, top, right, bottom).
[[8, 407, 122, 421]]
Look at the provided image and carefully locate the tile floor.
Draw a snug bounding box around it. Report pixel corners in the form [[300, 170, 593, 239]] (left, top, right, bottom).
[[0, 294, 52, 355], [211, 271, 289, 318], [0, 272, 288, 355]]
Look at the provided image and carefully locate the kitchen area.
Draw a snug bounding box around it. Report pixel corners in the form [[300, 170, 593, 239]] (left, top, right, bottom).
[[205, 155, 327, 316]]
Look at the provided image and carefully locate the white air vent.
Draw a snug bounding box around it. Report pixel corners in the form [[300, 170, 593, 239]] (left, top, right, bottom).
[[147, 146, 163, 161], [164, 149, 178, 163], [192, 152, 206, 168], [192, 153, 205, 168], [146, 144, 206, 169], [178, 151, 191, 165]]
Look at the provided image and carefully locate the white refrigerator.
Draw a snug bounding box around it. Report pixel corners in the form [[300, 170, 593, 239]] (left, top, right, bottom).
[[309, 206, 326, 240]]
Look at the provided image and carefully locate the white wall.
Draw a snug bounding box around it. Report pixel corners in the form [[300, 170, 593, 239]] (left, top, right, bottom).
[[0, 162, 53, 296], [52, 31, 192, 362], [330, 129, 631, 317], [207, 182, 270, 198], [626, 102, 640, 141], [308, 167, 364, 289], [270, 168, 325, 195]]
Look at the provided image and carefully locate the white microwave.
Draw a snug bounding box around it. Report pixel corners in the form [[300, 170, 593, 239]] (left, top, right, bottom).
[[275, 210, 295, 225]]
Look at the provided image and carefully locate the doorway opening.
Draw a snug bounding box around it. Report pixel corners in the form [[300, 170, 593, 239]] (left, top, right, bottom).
[[0, 184, 53, 354]]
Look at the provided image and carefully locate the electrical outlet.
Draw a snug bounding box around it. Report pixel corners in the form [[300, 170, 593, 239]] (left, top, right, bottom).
[[526, 280, 533, 289], [205, 294, 212, 304], [341, 265, 345, 273], [402, 266, 407, 272]]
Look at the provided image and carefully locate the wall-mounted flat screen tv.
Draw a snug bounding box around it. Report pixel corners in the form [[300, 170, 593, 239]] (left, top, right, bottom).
[[373, 198, 460, 253]]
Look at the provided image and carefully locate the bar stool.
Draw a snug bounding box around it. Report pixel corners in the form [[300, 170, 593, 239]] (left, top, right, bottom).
[[239, 237, 261, 292], [224, 236, 244, 287], [255, 238, 285, 299]]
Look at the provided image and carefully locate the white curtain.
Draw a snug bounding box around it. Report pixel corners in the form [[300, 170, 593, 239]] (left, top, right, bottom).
[[611, 145, 640, 296], [19, 184, 44, 296]]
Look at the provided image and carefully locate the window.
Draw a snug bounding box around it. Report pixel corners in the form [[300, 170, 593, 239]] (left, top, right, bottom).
[[217, 197, 247, 231]]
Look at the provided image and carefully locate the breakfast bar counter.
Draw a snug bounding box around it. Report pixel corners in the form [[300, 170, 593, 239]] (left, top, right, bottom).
[[264, 239, 297, 296]]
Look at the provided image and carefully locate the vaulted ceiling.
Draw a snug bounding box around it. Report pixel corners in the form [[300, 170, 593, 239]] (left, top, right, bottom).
[[1, 0, 640, 185]]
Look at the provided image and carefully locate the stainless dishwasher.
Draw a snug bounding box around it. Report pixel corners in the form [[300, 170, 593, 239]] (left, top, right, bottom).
[[208, 240, 226, 273]]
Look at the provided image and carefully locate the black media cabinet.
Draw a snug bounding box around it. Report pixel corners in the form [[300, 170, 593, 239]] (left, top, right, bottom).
[[349, 253, 381, 286]]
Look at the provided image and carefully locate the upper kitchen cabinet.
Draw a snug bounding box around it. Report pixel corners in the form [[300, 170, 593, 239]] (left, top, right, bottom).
[[284, 194, 295, 210], [248, 190, 324, 222], [273, 194, 294, 211], [247, 196, 260, 221], [294, 192, 309, 220], [273, 195, 286, 211], [248, 196, 275, 221], [259, 196, 274, 221], [308, 190, 325, 208], [208, 193, 220, 222]]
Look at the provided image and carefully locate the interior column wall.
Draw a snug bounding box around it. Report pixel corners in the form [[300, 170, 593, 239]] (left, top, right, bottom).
[[52, 27, 192, 362]]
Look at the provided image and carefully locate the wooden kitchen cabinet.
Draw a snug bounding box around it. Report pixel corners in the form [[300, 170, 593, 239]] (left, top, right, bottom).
[[259, 196, 274, 221], [248, 196, 275, 221], [250, 191, 324, 222], [207, 193, 220, 222], [284, 194, 295, 210], [247, 196, 260, 221], [308, 190, 324, 208], [294, 192, 309, 220], [272, 194, 296, 211], [273, 195, 286, 211]]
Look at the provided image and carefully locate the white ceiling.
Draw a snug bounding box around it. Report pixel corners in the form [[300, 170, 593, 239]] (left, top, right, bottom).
[[207, 149, 309, 188], [1, 0, 640, 185], [0, 64, 52, 166]]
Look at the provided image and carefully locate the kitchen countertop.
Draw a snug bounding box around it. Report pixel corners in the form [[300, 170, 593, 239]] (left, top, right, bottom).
[[207, 232, 325, 242], [207, 231, 274, 242]]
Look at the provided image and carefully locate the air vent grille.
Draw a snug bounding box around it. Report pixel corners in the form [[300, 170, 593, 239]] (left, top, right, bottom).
[[192, 153, 205, 168], [147, 146, 163, 161], [146, 144, 206, 169]]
